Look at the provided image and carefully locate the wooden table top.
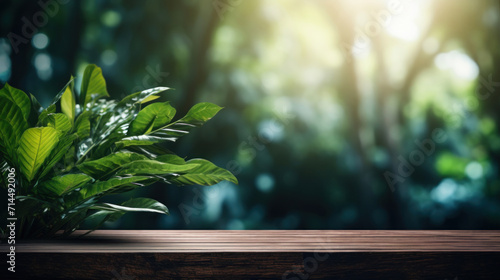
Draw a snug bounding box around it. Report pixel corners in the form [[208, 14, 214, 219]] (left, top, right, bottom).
[[5, 230, 500, 253]]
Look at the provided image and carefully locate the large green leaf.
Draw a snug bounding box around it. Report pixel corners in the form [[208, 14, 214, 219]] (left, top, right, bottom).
[[166, 158, 238, 186], [17, 127, 60, 182], [61, 77, 76, 122], [115, 159, 199, 176], [80, 64, 109, 108], [39, 173, 93, 196], [90, 197, 169, 215], [129, 102, 176, 136], [150, 102, 222, 141], [0, 83, 31, 121], [39, 133, 77, 179], [0, 96, 29, 143], [0, 94, 31, 163], [43, 113, 72, 134], [79, 175, 153, 200], [77, 152, 148, 180], [155, 154, 187, 165], [171, 102, 222, 128], [85, 198, 169, 230]]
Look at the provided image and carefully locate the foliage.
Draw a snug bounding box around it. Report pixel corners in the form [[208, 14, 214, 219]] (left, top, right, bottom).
[[0, 64, 237, 238]]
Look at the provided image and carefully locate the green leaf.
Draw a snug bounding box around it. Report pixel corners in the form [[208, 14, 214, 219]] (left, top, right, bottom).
[[17, 127, 60, 182], [116, 159, 199, 176], [0, 95, 30, 164], [0, 96, 29, 144], [156, 154, 186, 165], [0, 83, 31, 122], [80, 64, 109, 108], [150, 102, 222, 140], [124, 144, 176, 159], [140, 95, 161, 104], [39, 173, 93, 196], [61, 77, 76, 122], [83, 210, 119, 228], [0, 120, 16, 163], [61, 192, 97, 211], [84, 90, 172, 159], [28, 93, 42, 126], [88, 102, 137, 159], [77, 152, 148, 180], [38, 78, 75, 126], [115, 135, 176, 149], [85, 197, 169, 229], [167, 159, 238, 186], [74, 111, 91, 139], [91, 133, 127, 160], [116, 87, 169, 108], [37, 104, 56, 126], [39, 133, 77, 179], [63, 145, 76, 171], [79, 175, 153, 200], [90, 198, 169, 215], [129, 102, 176, 136], [43, 113, 72, 134], [174, 102, 222, 127]]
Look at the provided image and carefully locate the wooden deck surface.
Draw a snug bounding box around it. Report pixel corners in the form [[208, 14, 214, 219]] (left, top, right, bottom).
[[10, 230, 500, 253]]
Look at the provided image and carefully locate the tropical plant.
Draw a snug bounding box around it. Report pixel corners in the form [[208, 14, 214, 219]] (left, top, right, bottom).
[[0, 64, 237, 239]]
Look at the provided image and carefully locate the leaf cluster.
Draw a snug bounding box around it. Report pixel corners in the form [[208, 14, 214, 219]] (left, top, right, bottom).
[[0, 65, 237, 238]]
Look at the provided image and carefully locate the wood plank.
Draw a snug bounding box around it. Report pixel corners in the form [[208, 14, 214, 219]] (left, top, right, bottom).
[[2, 231, 500, 279], [6, 252, 500, 279], [4, 230, 499, 253]]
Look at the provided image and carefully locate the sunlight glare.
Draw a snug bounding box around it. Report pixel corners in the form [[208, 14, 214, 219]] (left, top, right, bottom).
[[385, 0, 423, 41], [434, 51, 479, 80]]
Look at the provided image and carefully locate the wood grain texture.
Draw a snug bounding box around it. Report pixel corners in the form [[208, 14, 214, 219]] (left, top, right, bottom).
[[6, 230, 500, 253], [5, 252, 500, 279], [2, 231, 500, 279]]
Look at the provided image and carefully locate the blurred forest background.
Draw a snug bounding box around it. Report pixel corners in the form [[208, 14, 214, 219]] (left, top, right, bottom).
[[1, 0, 500, 229]]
